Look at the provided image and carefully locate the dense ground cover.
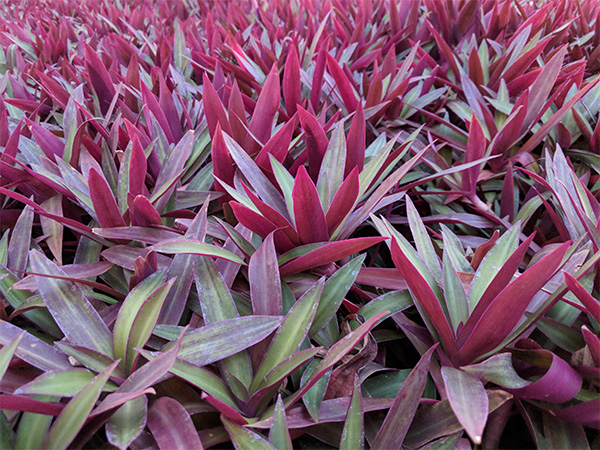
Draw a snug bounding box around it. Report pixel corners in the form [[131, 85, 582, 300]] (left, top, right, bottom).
[[0, 0, 599, 448]]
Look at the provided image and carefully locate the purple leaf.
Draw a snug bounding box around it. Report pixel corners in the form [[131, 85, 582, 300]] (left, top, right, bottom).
[[29, 250, 114, 357], [371, 344, 438, 448], [147, 397, 203, 450], [507, 349, 582, 403], [441, 367, 488, 445], [249, 233, 282, 316]]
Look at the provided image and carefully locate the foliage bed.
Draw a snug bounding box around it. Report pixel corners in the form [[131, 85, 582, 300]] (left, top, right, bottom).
[[0, 0, 599, 448]]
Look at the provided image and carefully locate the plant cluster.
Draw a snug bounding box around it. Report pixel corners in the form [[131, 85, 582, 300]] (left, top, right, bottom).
[[0, 0, 599, 448]]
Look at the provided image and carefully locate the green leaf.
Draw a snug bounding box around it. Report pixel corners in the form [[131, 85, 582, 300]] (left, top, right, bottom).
[[15, 368, 118, 396], [149, 239, 246, 265], [300, 360, 331, 422], [310, 254, 365, 336], [106, 396, 148, 450], [468, 224, 519, 311], [0, 411, 15, 450], [43, 361, 118, 450], [15, 395, 55, 450], [317, 123, 347, 208], [406, 196, 442, 282], [269, 395, 292, 450], [161, 357, 239, 409], [174, 316, 282, 368], [358, 290, 413, 323], [340, 376, 364, 450], [250, 279, 323, 392], [442, 249, 469, 333], [0, 332, 23, 381], [461, 353, 531, 388], [113, 270, 167, 371], [223, 417, 277, 450], [195, 256, 253, 390]]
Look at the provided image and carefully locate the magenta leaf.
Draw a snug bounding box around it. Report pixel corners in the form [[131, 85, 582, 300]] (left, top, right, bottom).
[[292, 165, 329, 244]]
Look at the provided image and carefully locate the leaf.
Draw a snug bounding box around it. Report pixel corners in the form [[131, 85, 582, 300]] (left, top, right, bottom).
[[279, 237, 385, 277], [283, 46, 301, 116], [326, 53, 358, 112], [114, 271, 166, 367], [564, 273, 600, 323], [298, 106, 329, 179], [310, 254, 365, 336], [456, 242, 570, 365], [293, 165, 329, 244], [326, 167, 360, 236], [223, 417, 276, 450], [29, 250, 113, 357], [404, 391, 513, 449], [202, 73, 232, 138], [15, 368, 117, 396], [149, 239, 246, 265], [391, 240, 458, 355], [461, 353, 531, 389], [371, 344, 438, 449], [340, 375, 364, 450], [506, 349, 582, 403], [441, 367, 488, 445], [281, 311, 389, 409], [222, 133, 288, 217], [345, 103, 365, 175], [406, 196, 442, 282], [246, 65, 280, 154], [88, 168, 126, 228], [7, 205, 33, 276], [250, 279, 324, 392], [106, 396, 148, 450], [43, 361, 118, 450], [269, 395, 292, 450], [467, 223, 520, 312], [174, 316, 282, 367], [147, 397, 203, 450], [249, 233, 282, 316], [0, 332, 23, 381], [520, 76, 600, 153], [195, 256, 253, 389]]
